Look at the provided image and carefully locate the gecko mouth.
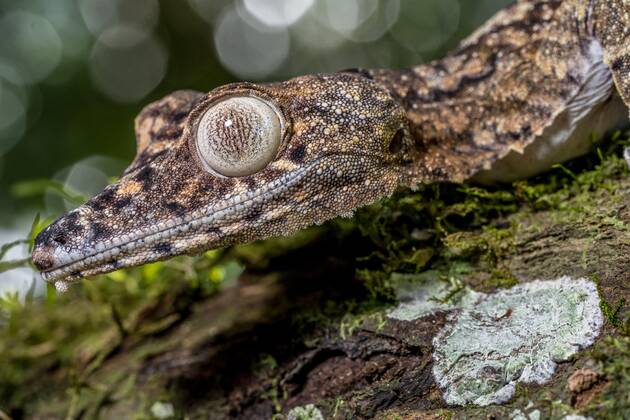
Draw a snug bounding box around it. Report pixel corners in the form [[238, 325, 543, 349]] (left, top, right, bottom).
[[37, 161, 317, 288]]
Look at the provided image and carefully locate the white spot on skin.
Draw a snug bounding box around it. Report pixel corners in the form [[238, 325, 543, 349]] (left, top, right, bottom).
[[388, 275, 603, 406], [54, 280, 70, 293]]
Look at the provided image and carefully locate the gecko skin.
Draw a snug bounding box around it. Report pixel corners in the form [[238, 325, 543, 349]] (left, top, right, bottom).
[[33, 0, 630, 290]]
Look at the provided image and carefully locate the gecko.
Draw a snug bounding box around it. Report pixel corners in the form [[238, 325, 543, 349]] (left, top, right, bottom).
[[32, 0, 630, 291]]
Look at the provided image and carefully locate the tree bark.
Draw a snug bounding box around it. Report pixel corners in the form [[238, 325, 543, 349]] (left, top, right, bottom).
[[3, 167, 629, 420]]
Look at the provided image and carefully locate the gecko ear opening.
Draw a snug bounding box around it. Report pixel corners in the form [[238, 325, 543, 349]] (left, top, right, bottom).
[[389, 129, 405, 154], [195, 96, 285, 177]]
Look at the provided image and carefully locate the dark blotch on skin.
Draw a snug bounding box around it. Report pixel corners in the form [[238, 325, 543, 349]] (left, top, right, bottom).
[[90, 187, 119, 212], [289, 144, 307, 163], [243, 177, 257, 190], [135, 166, 154, 189], [212, 177, 235, 199], [206, 226, 222, 235], [389, 130, 404, 154], [113, 196, 132, 210], [91, 222, 110, 240], [154, 243, 173, 254], [62, 212, 84, 235], [154, 126, 183, 142], [166, 201, 186, 216], [172, 108, 194, 122], [244, 207, 263, 222]]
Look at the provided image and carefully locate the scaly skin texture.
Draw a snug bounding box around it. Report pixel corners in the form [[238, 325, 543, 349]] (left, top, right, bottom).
[[370, 0, 629, 183], [32, 0, 630, 288]]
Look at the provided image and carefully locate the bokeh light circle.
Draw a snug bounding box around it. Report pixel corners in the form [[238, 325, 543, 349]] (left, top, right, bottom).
[[0, 80, 28, 156], [89, 25, 168, 103], [214, 6, 290, 80], [324, 0, 378, 34], [345, 0, 400, 43], [0, 11, 63, 85], [390, 0, 460, 54], [79, 0, 160, 36], [241, 0, 314, 28], [44, 156, 125, 214]]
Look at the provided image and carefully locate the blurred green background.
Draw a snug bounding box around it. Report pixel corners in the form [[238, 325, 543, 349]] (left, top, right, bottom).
[[0, 0, 512, 296]]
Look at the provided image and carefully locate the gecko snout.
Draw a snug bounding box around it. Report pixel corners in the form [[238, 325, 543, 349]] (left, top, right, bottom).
[[32, 238, 56, 271], [32, 218, 78, 273]]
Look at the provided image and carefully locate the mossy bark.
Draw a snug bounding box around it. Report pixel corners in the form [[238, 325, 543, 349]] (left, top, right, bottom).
[[1, 153, 630, 419]]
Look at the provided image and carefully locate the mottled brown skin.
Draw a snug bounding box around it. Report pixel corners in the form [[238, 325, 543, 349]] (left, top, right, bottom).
[[33, 0, 630, 288], [371, 0, 630, 183]]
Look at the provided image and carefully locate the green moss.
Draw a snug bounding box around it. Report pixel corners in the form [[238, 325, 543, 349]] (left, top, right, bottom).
[[587, 335, 630, 418], [0, 248, 242, 417], [599, 296, 629, 334]]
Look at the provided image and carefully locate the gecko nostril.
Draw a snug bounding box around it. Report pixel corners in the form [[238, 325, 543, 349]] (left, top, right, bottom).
[[389, 129, 404, 154], [53, 235, 67, 246]]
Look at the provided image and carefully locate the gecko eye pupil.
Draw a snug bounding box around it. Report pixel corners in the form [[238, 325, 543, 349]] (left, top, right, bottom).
[[195, 96, 283, 177]]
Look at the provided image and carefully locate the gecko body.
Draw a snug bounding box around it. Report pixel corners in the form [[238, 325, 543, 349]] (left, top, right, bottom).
[[33, 0, 630, 289]]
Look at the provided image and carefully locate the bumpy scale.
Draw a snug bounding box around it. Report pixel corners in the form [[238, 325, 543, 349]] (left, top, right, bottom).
[[33, 0, 630, 287]]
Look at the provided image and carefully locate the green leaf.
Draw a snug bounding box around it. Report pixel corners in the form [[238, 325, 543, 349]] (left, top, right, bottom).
[[11, 179, 88, 205], [0, 258, 31, 274], [0, 240, 28, 262], [25, 213, 55, 252], [28, 213, 41, 240]]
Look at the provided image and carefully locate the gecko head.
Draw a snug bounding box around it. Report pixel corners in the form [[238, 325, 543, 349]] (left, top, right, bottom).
[[32, 72, 411, 287]]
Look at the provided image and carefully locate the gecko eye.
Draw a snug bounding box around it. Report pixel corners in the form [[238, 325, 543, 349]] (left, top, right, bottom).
[[195, 96, 284, 177]]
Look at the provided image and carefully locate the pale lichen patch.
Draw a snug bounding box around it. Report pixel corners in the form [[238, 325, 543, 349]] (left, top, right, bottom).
[[287, 404, 324, 420], [510, 408, 541, 420], [388, 276, 603, 407], [150, 401, 175, 419], [387, 271, 481, 321]]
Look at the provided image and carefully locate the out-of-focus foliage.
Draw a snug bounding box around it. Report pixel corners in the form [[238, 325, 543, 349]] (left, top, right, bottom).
[[0, 212, 49, 273], [0, 247, 243, 410]]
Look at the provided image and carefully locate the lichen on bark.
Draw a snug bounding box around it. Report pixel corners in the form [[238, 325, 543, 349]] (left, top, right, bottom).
[[388, 277, 603, 407]]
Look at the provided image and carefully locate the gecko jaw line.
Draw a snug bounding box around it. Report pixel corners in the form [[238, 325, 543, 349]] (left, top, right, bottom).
[[41, 161, 317, 284]]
